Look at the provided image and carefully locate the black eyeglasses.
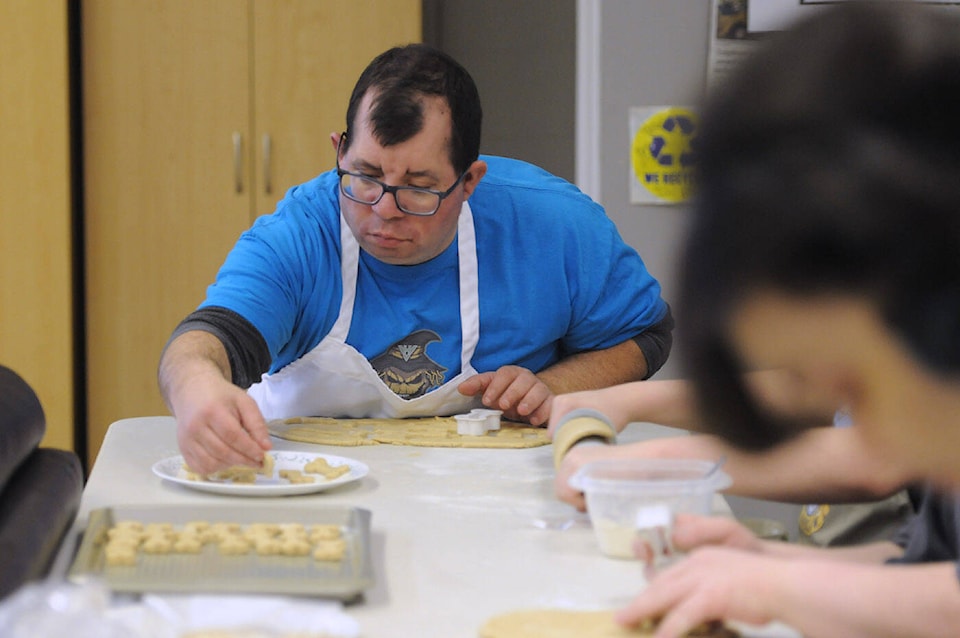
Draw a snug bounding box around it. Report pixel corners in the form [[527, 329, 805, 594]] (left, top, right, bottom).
[[335, 134, 467, 216]]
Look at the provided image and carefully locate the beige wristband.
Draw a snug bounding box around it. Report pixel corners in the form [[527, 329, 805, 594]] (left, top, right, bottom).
[[552, 411, 617, 469]]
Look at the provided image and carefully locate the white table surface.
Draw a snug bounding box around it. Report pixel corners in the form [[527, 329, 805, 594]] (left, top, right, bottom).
[[52, 416, 779, 637]]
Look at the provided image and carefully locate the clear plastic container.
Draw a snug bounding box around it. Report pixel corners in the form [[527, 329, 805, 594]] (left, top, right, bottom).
[[569, 458, 731, 559]]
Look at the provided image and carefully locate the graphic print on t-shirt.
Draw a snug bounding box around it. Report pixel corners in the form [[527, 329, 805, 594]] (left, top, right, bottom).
[[368, 329, 448, 399]]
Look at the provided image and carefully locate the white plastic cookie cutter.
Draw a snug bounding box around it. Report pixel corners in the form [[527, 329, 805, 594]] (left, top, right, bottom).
[[454, 409, 503, 435], [469, 408, 502, 431]]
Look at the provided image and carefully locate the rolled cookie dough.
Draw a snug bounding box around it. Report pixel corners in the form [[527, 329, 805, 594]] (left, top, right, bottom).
[[479, 610, 739, 638], [267, 416, 550, 449]]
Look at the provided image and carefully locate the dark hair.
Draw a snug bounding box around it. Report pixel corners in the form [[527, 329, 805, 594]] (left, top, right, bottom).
[[342, 44, 482, 175], [679, 1, 960, 450]]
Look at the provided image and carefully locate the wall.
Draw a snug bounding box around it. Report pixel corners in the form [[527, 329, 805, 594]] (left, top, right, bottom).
[[422, 0, 576, 182]]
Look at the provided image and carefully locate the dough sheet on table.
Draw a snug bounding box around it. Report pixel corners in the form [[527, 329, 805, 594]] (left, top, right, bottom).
[[267, 416, 550, 449], [479, 609, 740, 637]]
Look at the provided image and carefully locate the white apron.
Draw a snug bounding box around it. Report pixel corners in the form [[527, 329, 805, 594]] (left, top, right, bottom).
[[247, 202, 483, 420]]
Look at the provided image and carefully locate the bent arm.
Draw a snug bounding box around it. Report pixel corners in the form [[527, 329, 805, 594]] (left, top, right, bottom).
[[548, 379, 697, 435], [158, 329, 271, 474], [158, 330, 232, 413], [612, 426, 910, 503], [548, 369, 817, 436], [539, 304, 674, 394], [555, 426, 911, 509], [622, 548, 960, 638], [537, 339, 650, 395], [771, 560, 960, 638], [166, 306, 271, 389]]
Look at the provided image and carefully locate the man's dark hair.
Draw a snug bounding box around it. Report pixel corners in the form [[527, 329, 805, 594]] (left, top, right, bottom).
[[342, 43, 482, 175]]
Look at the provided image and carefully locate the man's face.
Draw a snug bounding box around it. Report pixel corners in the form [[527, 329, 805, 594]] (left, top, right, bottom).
[[334, 93, 481, 266], [730, 291, 960, 487]]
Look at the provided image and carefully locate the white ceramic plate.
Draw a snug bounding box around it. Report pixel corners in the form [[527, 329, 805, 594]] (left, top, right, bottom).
[[151, 451, 369, 497]]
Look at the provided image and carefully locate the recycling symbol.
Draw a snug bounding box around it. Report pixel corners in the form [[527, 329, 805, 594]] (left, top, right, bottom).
[[631, 107, 699, 203]]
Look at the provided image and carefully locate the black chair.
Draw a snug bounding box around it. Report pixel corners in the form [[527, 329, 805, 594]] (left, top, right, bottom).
[[0, 365, 84, 600]]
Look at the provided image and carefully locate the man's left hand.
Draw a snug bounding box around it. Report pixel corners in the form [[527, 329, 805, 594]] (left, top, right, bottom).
[[458, 366, 553, 425]]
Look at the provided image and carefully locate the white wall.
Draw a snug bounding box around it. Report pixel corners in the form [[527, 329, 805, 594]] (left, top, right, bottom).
[[423, 0, 576, 181], [580, 0, 713, 381]]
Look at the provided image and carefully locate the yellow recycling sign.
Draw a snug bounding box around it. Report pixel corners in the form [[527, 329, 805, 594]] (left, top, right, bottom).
[[629, 106, 698, 205]]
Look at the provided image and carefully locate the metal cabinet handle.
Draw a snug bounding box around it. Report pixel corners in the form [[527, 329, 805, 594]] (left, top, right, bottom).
[[233, 132, 243, 194], [262, 134, 272, 195]]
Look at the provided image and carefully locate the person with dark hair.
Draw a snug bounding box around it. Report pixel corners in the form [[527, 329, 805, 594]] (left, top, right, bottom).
[[609, 3, 960, 636], [158, 44, 672, 475]]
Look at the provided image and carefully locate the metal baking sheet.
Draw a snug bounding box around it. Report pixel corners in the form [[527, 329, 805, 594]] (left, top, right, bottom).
[[68, 504, 373, 601]]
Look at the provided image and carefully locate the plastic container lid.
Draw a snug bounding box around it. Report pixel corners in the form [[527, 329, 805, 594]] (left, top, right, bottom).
[[569, 458, 732, 495]]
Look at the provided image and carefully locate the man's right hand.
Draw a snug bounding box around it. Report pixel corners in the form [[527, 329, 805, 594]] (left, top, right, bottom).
[[159, 330, 272, 475], [173, 375, 272, 475]]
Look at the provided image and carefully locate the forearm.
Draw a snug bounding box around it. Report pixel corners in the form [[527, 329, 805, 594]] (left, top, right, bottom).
[[553, 367, 850, 437], [616, 379, 699, 430], [158, 330, 233, 415], [724, 426, 910, 502], [538, 339, 648, 395], [158, 329, 271, 473], [771, 561, 960, 638], [760, 538, 903, 563], [626, 428, 909, 503], [168, 306, 271, 388], [551, 380, 699, 434]]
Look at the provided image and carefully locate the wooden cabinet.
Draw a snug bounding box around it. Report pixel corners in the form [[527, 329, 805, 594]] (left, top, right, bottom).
[[0, 1, 75, 452], [82, 0, 421, 466]]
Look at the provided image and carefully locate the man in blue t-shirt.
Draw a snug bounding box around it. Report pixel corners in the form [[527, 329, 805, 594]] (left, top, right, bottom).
[[158, 44, 672, 475]]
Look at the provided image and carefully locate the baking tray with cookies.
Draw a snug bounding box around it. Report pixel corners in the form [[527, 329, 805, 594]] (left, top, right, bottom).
[[67, 504, 373, 601]]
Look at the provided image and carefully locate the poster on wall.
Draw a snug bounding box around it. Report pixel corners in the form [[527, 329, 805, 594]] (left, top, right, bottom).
[[708, 0, 960, 89], [628, 106, 698, 206]]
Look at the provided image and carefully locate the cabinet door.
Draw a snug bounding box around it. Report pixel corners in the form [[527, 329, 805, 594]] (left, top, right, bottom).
[[251, 0, 422, 217], [0, 1, 74, 451], [83, 0, 252, 466]]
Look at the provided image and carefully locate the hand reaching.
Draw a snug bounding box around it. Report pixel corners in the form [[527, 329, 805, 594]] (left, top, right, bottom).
[[173, 374, 272, 475], [457, 365, 553, 425], [617, 514, 775, 637]]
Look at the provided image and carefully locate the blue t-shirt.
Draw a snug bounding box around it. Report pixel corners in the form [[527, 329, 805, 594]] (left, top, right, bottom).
[[200, 156, 668, 386]]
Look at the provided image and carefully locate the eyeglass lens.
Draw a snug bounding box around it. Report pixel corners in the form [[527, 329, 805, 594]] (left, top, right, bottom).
[[339, 173, 441, 215]]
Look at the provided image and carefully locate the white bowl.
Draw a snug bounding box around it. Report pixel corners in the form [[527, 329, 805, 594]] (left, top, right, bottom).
[[569, 458, 731, 559]]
